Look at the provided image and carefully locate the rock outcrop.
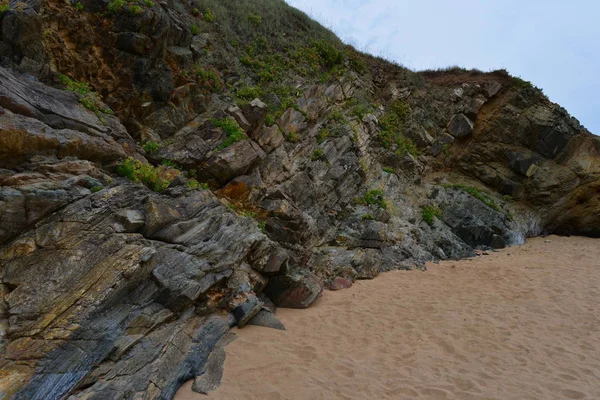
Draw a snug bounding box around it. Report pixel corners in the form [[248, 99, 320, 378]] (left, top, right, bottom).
[[0, 1, 599, 398]]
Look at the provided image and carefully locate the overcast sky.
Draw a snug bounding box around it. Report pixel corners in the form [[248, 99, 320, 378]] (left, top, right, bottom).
[[286, 0, 599, 135]]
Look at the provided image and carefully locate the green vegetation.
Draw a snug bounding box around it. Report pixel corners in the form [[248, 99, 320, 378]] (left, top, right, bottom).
[[357, 189, 387, 209], [503, 195, 514, 202], [0, 1, 9, 14], [352, 103, 374, 119], [187, 179, 208, 190], [58, 75, 112, 120], [160, 159, 181, 169], [286, 131, 300, 143], [445, 184, 500, 211], [247, 12, 262, 26], [347, 49, 367, 74], [377, 100, 419, 157], [327, 108, 345, 123], [362, 214, 374, 221], [190, 24, 200, 35], [258, 220, 266, 233], [512, 76, 534, 90], [242, 210, 257, 218], [90, 185, 103, 193], [235, 85, 263, 102], [74, 2, 84, 11], [422, 205, 441, 226], [143, 141, 160, 154], [203, 8, 216, 22], [188, 64, 223, 93], [316, 128, 330, 144], [382, 166, 395, 174], [106, 0, 153, 14], [265, 114, 275, 126], [107, 0, 125, 13], [116, 157, 179, 192], [212, 117, 246, 149], [377, 100, 421, 157], [311, 148, 325, 161]]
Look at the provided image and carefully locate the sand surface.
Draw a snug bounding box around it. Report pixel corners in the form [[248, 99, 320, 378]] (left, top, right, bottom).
[[176, 236, 600, 400]]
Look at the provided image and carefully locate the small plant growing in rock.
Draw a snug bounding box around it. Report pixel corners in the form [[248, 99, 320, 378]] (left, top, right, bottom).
[[247, 12, 262, 26], [0, 1, 9, 14], [512, 76, 534, 90], [59, 74, 112, 121], [316, 128, 330, 144], [212, 117, 246, 149], [191, 64, 223, 93], [128, 4, 143, 14], [106, 0, 151, 15], [258, 220, 266, 233], [378, 100, 419, 157], [116, 157, 178, 192], [74, 2, 84, 11], [327, 109, 344, 123], [352, 103, 373, 119], [422, 205, 442, 226], [444, 184, 500, 211], [311, 148, 325, 161], [286, 131, 300, 143], [107, 0, 126, 13], [190, 24, 200, 35], [143, 141, 160, 154], [160, 159, 181, 169], [235, 85, 263, 101], [265, 114, 275, 126], [203, 8, 215, 22], [187, 179, 208, 190], [357, 190, 387, 209], [90, 185, 103, 193], [362, 214, 374, 221], [382, 166, 395, 174], [242, 210, 257, 218]]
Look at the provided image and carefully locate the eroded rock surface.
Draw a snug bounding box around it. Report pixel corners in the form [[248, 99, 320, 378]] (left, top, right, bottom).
[[0, 1, 599, 399]]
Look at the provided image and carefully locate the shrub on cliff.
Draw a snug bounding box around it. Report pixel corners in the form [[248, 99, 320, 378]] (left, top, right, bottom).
[[422, 205, 442, 225], [212, 117, 246, 149], [116, 157, 179, 192]]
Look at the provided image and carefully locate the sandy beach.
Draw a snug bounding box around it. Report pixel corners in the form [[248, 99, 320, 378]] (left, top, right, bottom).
[[176, 236, 600, 400]]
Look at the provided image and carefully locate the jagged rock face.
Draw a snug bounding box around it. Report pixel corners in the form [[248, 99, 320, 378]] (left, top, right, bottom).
[[0, 1, 599, 398]]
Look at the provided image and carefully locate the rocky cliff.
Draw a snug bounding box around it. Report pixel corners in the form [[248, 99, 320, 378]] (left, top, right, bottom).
[[1, 0, 599, 398]]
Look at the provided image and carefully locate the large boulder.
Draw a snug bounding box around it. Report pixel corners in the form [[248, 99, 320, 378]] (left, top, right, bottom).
[[447, 113, 474, 138], [264, 270, 323, 309], [204, 140, 266, 182], [242, 98, 268, 134]]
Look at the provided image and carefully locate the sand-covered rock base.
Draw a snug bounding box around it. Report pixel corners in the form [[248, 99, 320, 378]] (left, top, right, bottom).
[[177, 236, 600, 400]]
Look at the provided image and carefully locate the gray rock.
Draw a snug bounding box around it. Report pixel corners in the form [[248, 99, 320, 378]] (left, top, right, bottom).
[[264, 270, 323, 309], [205, 140, 266, 182], [226, 105, 251, 132], [277, 108, 307, 137], [485, 82, 502, 98], [246, 310, 286, 330], [490, 234, 506, 249], [242, 98, 268, 133], [255, 125, 285, 153], [233, 295, 263, 328], [115, 32, 152, 56], [447, 114, 474, 138]]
